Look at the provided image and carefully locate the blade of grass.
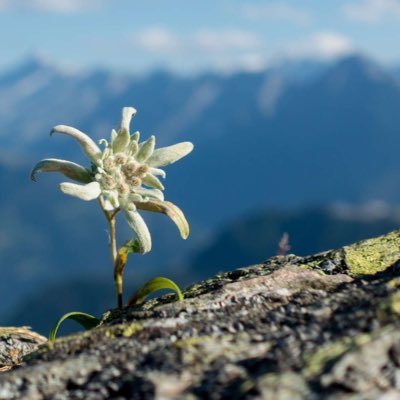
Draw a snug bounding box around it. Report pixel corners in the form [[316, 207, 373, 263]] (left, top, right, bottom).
[[49, 311, 100, 341], [127, 277, 184, 306]]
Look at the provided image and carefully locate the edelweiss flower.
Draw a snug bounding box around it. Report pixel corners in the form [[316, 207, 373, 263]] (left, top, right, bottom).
[[31, 107, 193, 254]]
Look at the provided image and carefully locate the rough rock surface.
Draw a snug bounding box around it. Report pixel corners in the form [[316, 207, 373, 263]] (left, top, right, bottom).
[[0, 328, 46, 373], [2, 230, 400, 399]]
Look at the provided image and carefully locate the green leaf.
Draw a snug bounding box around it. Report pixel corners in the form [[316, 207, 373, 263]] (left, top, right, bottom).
[[120, 239, 141, 254], [127, 277, 184, 306], [114, 239, 141, 279], [49, 312, 100, 341]]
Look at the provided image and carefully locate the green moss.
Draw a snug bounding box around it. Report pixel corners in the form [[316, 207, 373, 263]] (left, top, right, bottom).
[[239, 380, 255, 395], [387, 278, 400, 290], [23, 322, 143, 363], [378, 290, 400, 321], [299, 259, 326, 269], [303, 341, 348, 379], [344, 230, 400, 275], [121, 323, 143, 337], [297, 230, 400, 276], [297, 250, 340, 271], [303, 334, 371, 379], [237, 273, 258, 281], [297, 264, 327, 275], [22, 344, 50, 362], [392, 291, 400, 308], [174, 336, 213, 348], [104, 322, 143, 338], [256, 372, 309, 398], [0, 329, 12, 338]]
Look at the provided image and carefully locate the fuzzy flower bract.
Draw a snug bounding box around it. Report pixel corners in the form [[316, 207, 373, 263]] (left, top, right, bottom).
[[31, 107, 193, 254]]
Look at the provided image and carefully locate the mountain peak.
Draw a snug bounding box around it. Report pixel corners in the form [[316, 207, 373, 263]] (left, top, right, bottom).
[[330, 53, 388, 80], [0, 55, 60, 85], [20, 54, 52, 70]]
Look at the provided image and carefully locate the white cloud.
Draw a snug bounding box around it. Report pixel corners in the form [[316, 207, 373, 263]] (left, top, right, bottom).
[[128, 27, 354, 73], [241, 3, 313, 26], [133, 28, 181, 54], [286, 32, 354, 60], [343, 0, 400, 22], [129, 27, 265, 73], [131, 27, 261, 54], [0, 0, 105, 13], [193, 30, 261, 52], [236, 53, 268, 72], [211, 53, 268, 74]]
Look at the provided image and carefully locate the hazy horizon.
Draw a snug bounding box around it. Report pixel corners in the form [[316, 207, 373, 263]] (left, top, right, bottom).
[[0, 0, 400, 74]]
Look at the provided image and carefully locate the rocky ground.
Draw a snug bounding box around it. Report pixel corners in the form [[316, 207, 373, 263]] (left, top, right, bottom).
[[2, 230, 400, 399], [0, 328, 45, 373]]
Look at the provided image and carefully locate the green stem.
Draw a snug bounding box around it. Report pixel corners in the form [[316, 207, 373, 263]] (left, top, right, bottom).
[[108, 216, 117, 265], [98, 198, 122, 308]]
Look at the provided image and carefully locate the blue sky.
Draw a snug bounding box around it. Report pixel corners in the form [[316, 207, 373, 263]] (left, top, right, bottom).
[[0, 0, 399, 74]]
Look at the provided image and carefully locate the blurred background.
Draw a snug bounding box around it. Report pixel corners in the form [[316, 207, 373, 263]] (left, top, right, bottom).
[[1, 0, 400, 334]]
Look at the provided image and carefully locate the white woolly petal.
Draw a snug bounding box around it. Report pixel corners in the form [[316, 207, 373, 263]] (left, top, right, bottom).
[[149, 167, 166, 179], [50, 125, 102, 165], [110, 129, 118, 143], [142, 174, 164, 190], [30, 158, 92, 184], [103, 199, 116, 211], [112, 131, 130, 153], [128, 193, 145, 203], [135, 200, 190, 240], [146, 142, 193, 167], [102, 190, 120, 209], [59, 181, 101, 201], [136, 136, 155, 162], [131, 131, 140, 142], [120, 107, 136, 133], [134, 188, 164, 201], [99, 139, 109, 147], [101, 148, 111, 160], [124, 209, 152, 254], [129, 140, 139, 156], [112, 108, 136, 153]]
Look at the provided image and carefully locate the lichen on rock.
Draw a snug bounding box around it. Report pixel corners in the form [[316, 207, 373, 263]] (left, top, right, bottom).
[[343, 229, 400, 275], [1, 230, 400, 399]]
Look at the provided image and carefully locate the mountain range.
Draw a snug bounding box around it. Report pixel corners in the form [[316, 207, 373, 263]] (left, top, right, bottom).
[[189, 202, 400, 277], [1, 54, 400, 326]]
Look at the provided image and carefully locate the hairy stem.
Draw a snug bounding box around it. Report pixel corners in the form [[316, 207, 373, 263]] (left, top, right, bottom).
[[98, 198, 122, 308], [109, 217, 117, 267]]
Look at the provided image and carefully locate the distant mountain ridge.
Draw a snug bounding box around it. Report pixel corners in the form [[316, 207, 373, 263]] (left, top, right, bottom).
[[1, 54, 400, 321], [189, 203, 400, 279]]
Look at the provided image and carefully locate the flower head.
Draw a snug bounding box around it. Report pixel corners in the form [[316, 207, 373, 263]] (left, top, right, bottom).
[[31, 107, 193, 254]]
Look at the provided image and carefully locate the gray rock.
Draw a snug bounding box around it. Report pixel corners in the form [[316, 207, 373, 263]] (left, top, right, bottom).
[[2, 230, 400, 399], [0, 327, 45, 373]]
